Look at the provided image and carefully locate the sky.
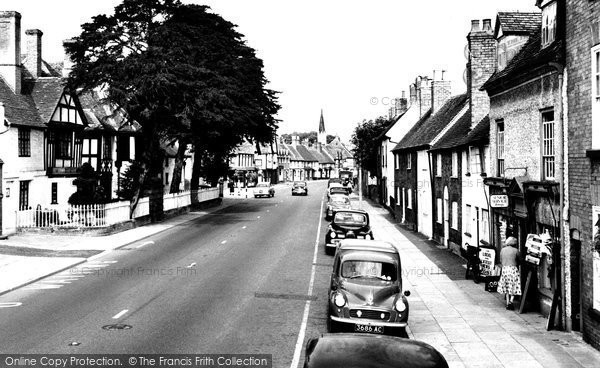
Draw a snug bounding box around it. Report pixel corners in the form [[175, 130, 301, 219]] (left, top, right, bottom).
[[2, 0, 540, 142]]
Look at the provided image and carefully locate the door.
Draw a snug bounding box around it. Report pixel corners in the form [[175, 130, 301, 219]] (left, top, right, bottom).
[[444, 186, 449, 247], [417, 151, 432, 238]]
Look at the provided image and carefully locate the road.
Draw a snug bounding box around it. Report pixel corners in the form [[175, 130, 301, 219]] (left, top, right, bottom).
[[0, 181, 334, 368]]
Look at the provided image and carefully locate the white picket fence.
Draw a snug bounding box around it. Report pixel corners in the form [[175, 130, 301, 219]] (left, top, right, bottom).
[[16, 188, 220, 229]]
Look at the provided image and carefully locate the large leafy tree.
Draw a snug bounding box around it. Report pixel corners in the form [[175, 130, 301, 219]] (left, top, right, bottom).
[[351, 116, 392, 177], [65, 0, 279, 217]]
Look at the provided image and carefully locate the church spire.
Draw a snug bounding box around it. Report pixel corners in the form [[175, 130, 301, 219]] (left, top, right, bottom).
[[318, 109, 327, 145]]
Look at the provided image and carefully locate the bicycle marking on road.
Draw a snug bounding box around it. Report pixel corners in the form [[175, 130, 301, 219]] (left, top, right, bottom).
[[290, 195, 324, 368]]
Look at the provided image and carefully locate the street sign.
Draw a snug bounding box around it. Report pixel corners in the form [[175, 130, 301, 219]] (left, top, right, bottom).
[[490, 194, 509, 208]]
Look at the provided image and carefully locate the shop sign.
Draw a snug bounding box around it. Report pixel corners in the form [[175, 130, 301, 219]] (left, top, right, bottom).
[[524, 233, 552, 265], [478, 247, 496, 276], [490, 194, 509, 208]]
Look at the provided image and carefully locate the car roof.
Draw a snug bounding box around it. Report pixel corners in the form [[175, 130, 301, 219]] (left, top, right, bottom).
[[338, 239, 397, 253], [305, 333, 448, 368], [329, 183, 344, 188]]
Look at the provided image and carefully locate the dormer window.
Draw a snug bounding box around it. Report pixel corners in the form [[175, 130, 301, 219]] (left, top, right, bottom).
[[541, 1, 557, 47]]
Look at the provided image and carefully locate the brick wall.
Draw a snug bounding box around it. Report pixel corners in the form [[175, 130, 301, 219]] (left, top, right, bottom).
[[566, 0, 600, 349], [393, 151, 418, 228], [432, 150, 463, 246], [468, 20, 496, 128]]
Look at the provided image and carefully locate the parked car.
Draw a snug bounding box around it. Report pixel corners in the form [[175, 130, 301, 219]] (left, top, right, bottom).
[[303, 333, 449, 368], [327, 239, 410, 338], [327, 178, 343, 188], [325, 194, 351, 221], [292, 181, 308, 196], [325, 210, 373, 255], [254, 182, 275, 198], [328, 184, 351, 200]]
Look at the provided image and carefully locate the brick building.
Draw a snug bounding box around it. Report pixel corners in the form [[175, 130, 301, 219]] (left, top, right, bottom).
[[482, 3, 565, 318], [566, 0, 600, 346]]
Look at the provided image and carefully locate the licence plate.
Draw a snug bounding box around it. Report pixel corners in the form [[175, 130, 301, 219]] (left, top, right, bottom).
[[354, 324, 384, 334]]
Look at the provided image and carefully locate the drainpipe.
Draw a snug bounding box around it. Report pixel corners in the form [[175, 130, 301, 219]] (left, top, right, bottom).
[[428, 149, 435, 241], [548, 61, 567, 330]]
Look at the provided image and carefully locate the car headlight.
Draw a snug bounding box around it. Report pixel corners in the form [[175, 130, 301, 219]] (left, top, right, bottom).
[[330, 231, 337, 238], [395, 299, 407, 312], [334, 293, 346, 308]]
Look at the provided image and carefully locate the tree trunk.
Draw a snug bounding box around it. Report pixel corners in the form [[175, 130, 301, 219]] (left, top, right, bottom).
[[130, 161, 149, 219], [169, 141, 187, 193], [129, 130, 164, 222], [190, 148, 203, 204]]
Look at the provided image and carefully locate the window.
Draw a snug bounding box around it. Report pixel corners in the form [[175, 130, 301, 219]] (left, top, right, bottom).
[[18, 128, 31, 157], [165, 172, 169, 185], [542, 110, 555, 180], [117, 136, 131, 161], [394, 153, 399, 170], [451, 202, 458, 229], [436, 154, 442, 177], [541, 1, 557, 47], [407, 153, 411, 169], [497, 120, 505, 177], [437, 198, 442, 223], [469, 147, 481, 174], [452, 152, 458, 177], [19, 181, 29, 210], [481, 209, 489, 243], [593, 45, 600, 149], [82, 138, 99, 170], [395, 187, 400, 205], [165, 157, 169, 167], [56, 131, 72, 159], [407, 188, 412, 209], [465, 205, 472, 234], [51, 183, 58, 204]]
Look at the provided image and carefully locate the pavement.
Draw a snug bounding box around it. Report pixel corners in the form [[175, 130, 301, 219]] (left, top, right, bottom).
[[360, 198, 600, 368]]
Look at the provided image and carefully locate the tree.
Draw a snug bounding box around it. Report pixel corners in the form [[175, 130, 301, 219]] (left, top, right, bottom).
[[351, 116, 392, 177], [65, 0, 279, 217], [281, 131, 318, 145]]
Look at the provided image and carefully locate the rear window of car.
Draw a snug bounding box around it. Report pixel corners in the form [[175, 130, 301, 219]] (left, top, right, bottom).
[[294, 182, 306, 187], [341, 260, 397, 281], [256, 183, 269, 187], [330, 188, 348, 195], [333, 212, 367, 225], [331, 197, 350, 205]]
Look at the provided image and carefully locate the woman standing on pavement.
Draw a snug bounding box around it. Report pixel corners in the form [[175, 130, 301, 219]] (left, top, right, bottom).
[[497, 236, 521, 310]]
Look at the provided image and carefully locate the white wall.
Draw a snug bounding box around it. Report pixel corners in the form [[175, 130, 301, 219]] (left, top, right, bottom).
[[417, 150, 432, 238]]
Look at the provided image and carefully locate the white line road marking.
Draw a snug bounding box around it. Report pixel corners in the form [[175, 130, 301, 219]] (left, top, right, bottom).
[[23, 284, 62, 290], [40, 279, 72, 284], [112, 309, 129, 319], [102, 260, 118, 264], [290, 196, 324, 368], [242, 226, 247, 229], [257, 216, 261, 219], [0, 302, 22, 308], [84, 264, 110, 268], [187, 263, 197, 269], [88, 250, 113, 262], [55, 274, 85, 278], [137, 241, 154, 249], [267, 210, 270, 212], [221, 240, 227, 244]]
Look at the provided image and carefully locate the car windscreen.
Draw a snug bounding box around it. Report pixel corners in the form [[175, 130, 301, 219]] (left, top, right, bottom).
[[341, 260, 397, 281], [333, 212, 367, 225], [294, 182, 306, 187], [330, 188, 348, 195], [331, 197, 350, 205]]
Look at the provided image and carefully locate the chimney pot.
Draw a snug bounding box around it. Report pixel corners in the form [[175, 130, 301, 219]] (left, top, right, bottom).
[[482, 19, 492, 33], [62, 38, 76, 78], [401, 90, 405, 99], [0, 11, 22, 94], [470, 19, 481, 32]]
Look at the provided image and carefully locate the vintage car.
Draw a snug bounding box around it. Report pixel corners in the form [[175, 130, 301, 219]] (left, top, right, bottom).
[[327, 239, 410, 338], [325, 194, 351, 221], [325, 210, 373, 255], [327, 178, 343, 188], [253, 182, 275, 198], [303, 333, 449, 368], [292, 181, 308, 196], [327, 184, 351, 200]]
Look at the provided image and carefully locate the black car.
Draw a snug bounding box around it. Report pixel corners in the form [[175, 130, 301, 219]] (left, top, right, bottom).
[[327, 240, 409, 338], [325, 210, 373, 255], [303, 333, 449, 368], [292, 181, 308, 196]]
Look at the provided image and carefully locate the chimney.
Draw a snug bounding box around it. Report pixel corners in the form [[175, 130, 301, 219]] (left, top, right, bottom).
[[0, 11, 22, 94], [416, 76, 432, 118], [409, 84, 418, 105], [467, 18, 496, 128], [62, 38, 76, 78], [317, 142, 323, 151], [25, 29, 43, 79], [292, 135, 300, 145], [394, 96, 408, 116], [431, 70, 452, 114]]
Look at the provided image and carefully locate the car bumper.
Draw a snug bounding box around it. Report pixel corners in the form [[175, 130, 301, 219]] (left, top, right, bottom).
[[330, 316, 407, 329]]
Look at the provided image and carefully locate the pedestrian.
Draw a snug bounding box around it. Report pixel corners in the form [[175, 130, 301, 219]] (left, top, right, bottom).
[[497, 236, 521, 310]]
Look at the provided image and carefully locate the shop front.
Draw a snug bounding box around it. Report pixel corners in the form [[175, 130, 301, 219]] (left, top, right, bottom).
[[484, 176, 561, 317]]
